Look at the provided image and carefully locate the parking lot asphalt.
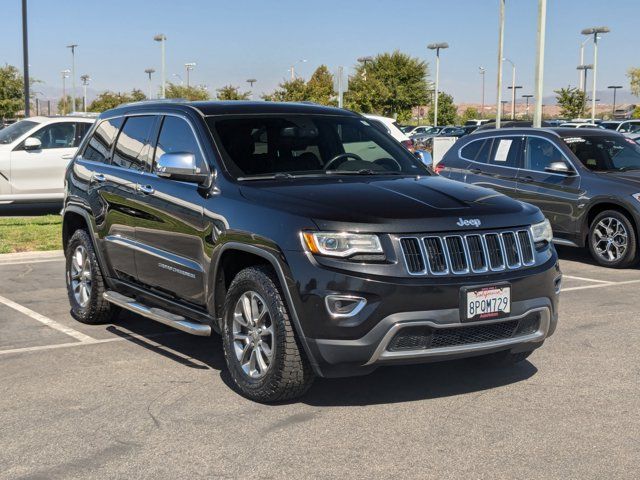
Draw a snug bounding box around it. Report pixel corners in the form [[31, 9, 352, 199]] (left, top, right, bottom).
[[0, 247, 639, 479]]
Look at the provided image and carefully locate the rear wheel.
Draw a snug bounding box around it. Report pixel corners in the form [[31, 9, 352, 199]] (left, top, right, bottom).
[[588, 210, 638, 268], [222, 266, 314, 402], [65, 229, 119, 324]]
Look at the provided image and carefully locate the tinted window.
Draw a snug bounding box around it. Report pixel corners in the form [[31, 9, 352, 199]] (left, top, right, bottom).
[[112, 116, 156, 171], [462, 139, 493, 164], [489, 137, 522, 168], [208, 115, 427, 178], [0, 120, 38, 144], [153, 116, 204, 170], [563, 135, 640, 172], [30, 122, 76, 149], [524, 137, 564, 172], [83, 118, 123, 163]]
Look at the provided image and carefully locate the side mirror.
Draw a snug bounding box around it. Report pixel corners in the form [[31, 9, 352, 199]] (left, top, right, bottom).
[[414, 149, 433, 169], [545, 161, 574, 175], [24, 137, 42, 150], [156, 152, 208, 184]]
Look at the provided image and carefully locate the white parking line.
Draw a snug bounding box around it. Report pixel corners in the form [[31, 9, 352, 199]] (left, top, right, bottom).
[[0, 294, 95, 343], [562, 279, 640, 292], [0, 258, 63, 266], [562, 275, 613, 284]]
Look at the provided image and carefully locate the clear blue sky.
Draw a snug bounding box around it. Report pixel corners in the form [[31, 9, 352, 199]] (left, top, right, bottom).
[[1, 0, 638, 103]]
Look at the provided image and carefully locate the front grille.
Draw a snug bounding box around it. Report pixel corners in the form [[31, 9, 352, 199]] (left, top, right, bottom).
[[399, 228, 535, 276], [386, 313, 541, 352]]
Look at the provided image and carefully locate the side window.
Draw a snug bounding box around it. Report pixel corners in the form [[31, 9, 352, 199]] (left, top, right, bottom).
[[83, 117, 123, 163], [112, 116, 156, 171], [153, 116, 204, 171], [30, 122, 76, 149], [489, 137, 523, 168], [524, 137, 565, 172], [461, 139, 492, 164]]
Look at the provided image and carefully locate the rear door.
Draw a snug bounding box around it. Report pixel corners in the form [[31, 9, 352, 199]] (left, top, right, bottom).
[[132, 114, 209, 306], [516, 136, 582, 237], [9, 121, 80, 198], [464, 135, 523, 197]]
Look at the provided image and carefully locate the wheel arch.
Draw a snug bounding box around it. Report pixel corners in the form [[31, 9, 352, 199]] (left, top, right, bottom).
[[211, 242, 321, 375], [584, 201, 639, 245]]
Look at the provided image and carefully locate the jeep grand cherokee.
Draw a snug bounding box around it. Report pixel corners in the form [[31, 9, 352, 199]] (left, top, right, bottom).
[[62, 101, 561, 402]]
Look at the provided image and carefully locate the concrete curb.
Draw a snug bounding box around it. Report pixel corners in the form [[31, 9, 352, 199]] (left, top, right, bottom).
[[0, 250, 64, 264]]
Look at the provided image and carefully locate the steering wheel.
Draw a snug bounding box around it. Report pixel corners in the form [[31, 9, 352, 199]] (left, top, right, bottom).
[[373, 157, 402, 171], [324, 152, 364, 171]]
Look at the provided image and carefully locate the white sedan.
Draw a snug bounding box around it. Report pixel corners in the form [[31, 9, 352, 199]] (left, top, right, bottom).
[[0, 116, 95, 204]]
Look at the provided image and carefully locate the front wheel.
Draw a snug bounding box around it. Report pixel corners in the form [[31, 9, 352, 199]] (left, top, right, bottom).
[[222, 266, 314, 402], [588, 210, 638, 268]]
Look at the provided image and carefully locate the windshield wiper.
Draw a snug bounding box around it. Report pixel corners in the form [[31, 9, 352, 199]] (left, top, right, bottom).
[[325, 169, 405, 176]]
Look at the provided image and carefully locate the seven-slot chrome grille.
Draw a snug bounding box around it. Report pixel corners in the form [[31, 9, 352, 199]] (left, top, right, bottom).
[[399, 229, 536, 276]]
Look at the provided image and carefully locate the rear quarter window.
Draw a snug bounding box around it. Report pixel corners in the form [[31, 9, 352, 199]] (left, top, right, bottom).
[[461, 139, 493, 164]]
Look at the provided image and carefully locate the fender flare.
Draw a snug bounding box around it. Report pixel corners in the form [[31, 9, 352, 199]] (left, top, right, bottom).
[[62, 204, 110, 281], [212, 242, 321, 375]]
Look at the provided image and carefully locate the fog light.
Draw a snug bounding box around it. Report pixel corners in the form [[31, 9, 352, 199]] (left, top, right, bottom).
[[325, 295, 367, 318]]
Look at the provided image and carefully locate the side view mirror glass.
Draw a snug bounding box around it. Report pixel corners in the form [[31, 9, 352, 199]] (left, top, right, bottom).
[[24, 137, 42, 150], [414, 149, 433, 168], [545, 161, 573, 175], [156, 152, 208, 184]]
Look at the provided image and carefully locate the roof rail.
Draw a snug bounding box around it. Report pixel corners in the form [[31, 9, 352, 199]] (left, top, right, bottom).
[[115, 98, 189, 108]]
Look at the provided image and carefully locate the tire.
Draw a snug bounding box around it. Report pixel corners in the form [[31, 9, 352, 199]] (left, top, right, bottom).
[[475, 349, 533, 366], [222, 266, 314, 402], [65, 229, 119, 324], [588, 210, 638, 268]]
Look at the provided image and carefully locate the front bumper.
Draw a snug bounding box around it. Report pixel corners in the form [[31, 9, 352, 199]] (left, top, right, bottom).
[[282, 250, 561, 378]]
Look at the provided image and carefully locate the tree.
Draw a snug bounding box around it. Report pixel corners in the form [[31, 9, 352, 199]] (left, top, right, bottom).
[[216, 85, 251, 100], [57, 95, 84, 115], [345, 51, 430, 121], [305, 65, 336, 106], [87, 89, 147, 113], [262, 78, 308, 102], [428, 92, 457, 125], [459, 106, 480, 124], [628, 67, 640, 97], [0, 64, 25, 119], [165, 82, 210, 101], [555, 86, 586, 119]]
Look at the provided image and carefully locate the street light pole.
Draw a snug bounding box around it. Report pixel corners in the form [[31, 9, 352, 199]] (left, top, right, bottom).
[[247, 79, 257, 100], [576, 64, 593, 93], [153, 34, 167, 98], [503, 58, 517, 120], [496, 0, 505, 128], [479, 67, 486, 119], [507, 85, 522, 119], [608, 85, 622, 116], [185, 62, 196, 87], [66, 44, 78, 112], [533, 0, 547, 128], [144, 68, 155, 99], [290, 59, 308, 80], [428, 42, 449, 126], [579, 37, 590, 90], [61, 69, 70, 115], [581, 26, 610, 123], [80, 74, 90, 112], [522, 94, 534, 119], [22, 0, 30, 117]]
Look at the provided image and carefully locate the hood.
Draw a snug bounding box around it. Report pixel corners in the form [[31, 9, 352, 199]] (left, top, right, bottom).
[[239, 175, 543, 233]]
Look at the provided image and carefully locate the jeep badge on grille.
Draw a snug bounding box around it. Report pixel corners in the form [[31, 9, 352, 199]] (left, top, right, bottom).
[[456, 218, 482, 228]]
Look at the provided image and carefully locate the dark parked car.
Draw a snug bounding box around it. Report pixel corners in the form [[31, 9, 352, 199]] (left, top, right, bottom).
[[62, 101, 560, 402], [439, 127, 640, 267]]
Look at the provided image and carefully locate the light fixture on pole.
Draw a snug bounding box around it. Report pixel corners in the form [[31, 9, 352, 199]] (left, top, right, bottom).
[[61, 69, 70, 115], [507, 85, 522, 120], [578, 37, 591, 90], [247, 78, 257, 100], [357, 56, 373, 81], [608, 85, 622, 116], [533, 0, 548, 128], [185, 62, 196, 87], [496, 0, 505, 128], [522, 94, 533, 119], [80, 74, 90, 112], [144, 68, 155, 99], [289, 59, 307, 80], [581, 26, 610, 123], [576, 64, 593, 93], [153, 34, 167, 98], [427, 42, 449, 126], [478, 67, 486, 119], [66, 44, 78, 112]]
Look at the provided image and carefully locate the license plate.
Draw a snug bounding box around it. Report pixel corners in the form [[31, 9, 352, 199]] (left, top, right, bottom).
[[463, 285, 511, 322]]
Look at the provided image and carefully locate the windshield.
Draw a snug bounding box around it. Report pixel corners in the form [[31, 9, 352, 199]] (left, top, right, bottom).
[[207, 115, 429, 179], [564, 135, 640, 172], [0, 120, 38, 144]]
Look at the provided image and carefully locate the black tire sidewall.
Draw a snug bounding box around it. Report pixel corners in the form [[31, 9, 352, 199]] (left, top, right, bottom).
[[65, 230, 104, 322], [588, 211, 637, 268]]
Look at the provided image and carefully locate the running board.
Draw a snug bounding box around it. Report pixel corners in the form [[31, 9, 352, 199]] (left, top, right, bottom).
[[103, 291, 211, 336]]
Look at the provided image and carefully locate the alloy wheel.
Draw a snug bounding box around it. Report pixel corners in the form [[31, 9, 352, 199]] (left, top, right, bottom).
[[70, 245, 92, 308], [593, 217, 628, 262], [232, 291, 274, 379]]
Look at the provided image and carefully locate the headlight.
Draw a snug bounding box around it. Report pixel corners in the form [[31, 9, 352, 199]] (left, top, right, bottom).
[[301, 232, 383, 257], [531, 219, 553, 243]]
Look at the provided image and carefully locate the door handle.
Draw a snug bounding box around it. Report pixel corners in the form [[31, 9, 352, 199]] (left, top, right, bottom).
[[61, 154, 74, 160], [91, 173, 106, 183], [137, 184, 155, 195]]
